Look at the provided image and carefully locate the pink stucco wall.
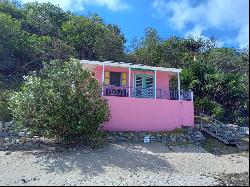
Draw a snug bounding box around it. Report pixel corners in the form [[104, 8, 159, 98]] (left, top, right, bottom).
[[89, 65, 194, 132], [102, 96, 194, 132]]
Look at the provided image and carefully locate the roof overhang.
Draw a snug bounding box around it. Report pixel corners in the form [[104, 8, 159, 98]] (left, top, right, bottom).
[[80, 60, 182, 73]]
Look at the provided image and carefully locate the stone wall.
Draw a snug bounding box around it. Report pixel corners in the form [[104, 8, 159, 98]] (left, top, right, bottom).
[[105, 129, 206, 145], [0, 121, 206, 151], [0, 121, 41, 151]]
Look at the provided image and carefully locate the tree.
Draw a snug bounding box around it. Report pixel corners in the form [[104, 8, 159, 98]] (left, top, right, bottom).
[[62, 16, 125, 61], [0, 12, 26, 89], [22, 2, 70, 37], [62, 16, 104, 60], [9, 59, 111, 144], [94, 24, 125, 61], [129, 28, 163, 66], [0, 0, 23, 20]]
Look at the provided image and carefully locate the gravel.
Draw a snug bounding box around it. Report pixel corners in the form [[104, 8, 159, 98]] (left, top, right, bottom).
[[0, 143, 249, 186]]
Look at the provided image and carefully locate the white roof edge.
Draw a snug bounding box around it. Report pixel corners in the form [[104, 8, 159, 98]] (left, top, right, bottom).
[[80, 60, 182, 73]]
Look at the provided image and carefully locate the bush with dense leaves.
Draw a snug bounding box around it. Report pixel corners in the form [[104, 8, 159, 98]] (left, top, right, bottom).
[[0, 90, 13, 122], [9, 59, 110, 145]]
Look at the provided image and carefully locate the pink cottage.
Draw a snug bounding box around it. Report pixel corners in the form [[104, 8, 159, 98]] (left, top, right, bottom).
[[81, 60, 194, 132]]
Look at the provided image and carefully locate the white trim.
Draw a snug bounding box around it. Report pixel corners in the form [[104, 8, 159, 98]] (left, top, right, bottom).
[[154, 70, 157, 99], [177, 72, 181, 100], [80, 60, 182, 73], [128, 67, 131, 97], [101, 64, 105, 96]]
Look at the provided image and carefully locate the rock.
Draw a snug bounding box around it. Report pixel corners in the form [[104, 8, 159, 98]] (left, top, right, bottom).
[[46, 147, 56, 151], [0, 121, 3, 132], [4, 151, 12, 155], [4, 122, 12, 128], [22, 128, 29, 133], [193, 131, 205, 141], [150, 136, 157, 143], [8, 130, 16, 134], [19, 137, 27, 144], [24, 142, 34, 147], [18, 132, 26, 137], [26, 132, 33, 138], [117, 136, 127, 142], [0, 132, 9, 137], [3, 141, 14, 146], [4, 137, 11, 142], [237, 143, 249, 151], [0, 138, 5, 146], [170, 135, 176, 142]]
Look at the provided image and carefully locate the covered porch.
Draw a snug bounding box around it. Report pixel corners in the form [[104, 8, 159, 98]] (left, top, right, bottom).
[[81, 60, 193, 101]]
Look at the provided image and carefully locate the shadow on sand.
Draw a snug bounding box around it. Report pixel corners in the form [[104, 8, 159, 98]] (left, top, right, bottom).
[[22, 142, 182, 176]]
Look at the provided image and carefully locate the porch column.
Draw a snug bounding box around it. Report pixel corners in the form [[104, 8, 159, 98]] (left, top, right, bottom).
[[177, 72, 181, 100], [101, 64, 105, 96], [128, 67, 131, 97], [154, 70, 157, 99]]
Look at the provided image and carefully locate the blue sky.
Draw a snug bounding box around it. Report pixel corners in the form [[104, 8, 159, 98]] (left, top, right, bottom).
[[22, 0, 249, 49]]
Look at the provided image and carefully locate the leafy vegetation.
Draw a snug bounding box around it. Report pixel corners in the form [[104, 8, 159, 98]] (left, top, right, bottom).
[[0, 90, 13, 122], [0, 0, 249, 128], [9, 59, 110, 144], [127, 29, 249, 125]]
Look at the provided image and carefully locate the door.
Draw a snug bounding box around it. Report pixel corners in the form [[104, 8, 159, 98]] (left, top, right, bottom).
[[134, 75, 144, 97], [145, 75, 154, 98], [134, 74, 154, 98]]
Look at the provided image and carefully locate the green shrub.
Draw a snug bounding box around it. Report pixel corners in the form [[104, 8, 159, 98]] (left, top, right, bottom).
[[0, 90, 13, 122], [9, 59, 111, 144]]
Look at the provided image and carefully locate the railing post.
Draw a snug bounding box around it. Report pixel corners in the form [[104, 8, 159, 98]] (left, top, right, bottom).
[[177, 72, 181, 100], [129, 67, 131, 97], [101, 64, 105, 96], [154, 69, 157, 99], [191, 91, 194, 101]]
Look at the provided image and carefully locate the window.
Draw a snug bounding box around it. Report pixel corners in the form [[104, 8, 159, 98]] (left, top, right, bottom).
[[110, 72, 121, 86], [105, 72, 127, 87]]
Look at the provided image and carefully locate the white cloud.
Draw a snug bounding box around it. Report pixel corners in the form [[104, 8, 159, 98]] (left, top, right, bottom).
[[185, 25, 205, 38], [22, 0, 131, 12], [152, 0, 249, 48]]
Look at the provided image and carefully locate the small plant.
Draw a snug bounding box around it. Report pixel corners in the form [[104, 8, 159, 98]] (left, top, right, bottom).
[[9, 59, 111, 145]]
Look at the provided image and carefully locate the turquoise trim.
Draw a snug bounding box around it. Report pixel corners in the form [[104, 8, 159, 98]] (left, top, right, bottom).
[[134, 74, 155, 98]]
